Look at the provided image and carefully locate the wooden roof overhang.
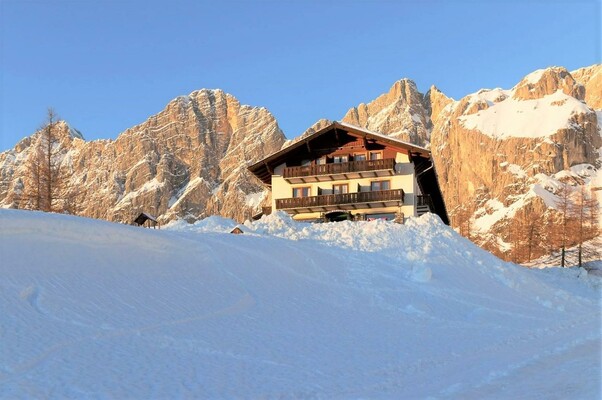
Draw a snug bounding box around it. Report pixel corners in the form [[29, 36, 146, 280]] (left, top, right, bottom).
[[284, 168, 396, 185], [248, 121, 431, 186]]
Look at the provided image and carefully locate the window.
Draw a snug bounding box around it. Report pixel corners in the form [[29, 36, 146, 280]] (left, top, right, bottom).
[[354, 153, 366, 161], [333, 155, 348, 163], [332, 184, 349, 194], [370, 180, 390, 191], [316, 157, 326, 165], [369, 151, 383, 160], [292, 187, 311, 198], [366, 213, 396, 221]]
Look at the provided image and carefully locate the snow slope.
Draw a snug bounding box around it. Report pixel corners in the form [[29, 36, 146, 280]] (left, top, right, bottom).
[[459, 89, 591, 139], [1, 210, 600, 399]]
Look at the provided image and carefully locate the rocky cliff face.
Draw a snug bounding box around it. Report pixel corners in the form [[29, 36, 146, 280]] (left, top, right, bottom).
[[341, 79, 433, 147], [0, 90, 285, 223], [571, 64, 602, 109], [430, 66, 601, 259]]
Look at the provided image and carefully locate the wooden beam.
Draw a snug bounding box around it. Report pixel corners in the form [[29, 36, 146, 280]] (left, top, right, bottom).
[[264, 161, 273, 175]]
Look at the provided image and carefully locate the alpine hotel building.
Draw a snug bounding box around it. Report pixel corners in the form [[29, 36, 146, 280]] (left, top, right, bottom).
[[249, 122, 449, 224]]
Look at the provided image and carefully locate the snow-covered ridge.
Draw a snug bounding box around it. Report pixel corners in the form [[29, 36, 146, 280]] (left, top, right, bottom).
[[459, 89, 592, 139]]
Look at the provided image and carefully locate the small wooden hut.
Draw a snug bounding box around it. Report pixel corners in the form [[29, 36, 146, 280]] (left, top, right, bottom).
[[230, 226, 244, 235], [134, 212, 159, 229]]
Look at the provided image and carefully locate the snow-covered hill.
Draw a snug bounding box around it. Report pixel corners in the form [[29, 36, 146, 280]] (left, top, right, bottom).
[[1, 210, 600, 398]]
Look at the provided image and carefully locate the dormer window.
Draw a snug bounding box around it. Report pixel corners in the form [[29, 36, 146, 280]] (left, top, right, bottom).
[[354, 153, 366, 161], [369, 151, 383, 160]]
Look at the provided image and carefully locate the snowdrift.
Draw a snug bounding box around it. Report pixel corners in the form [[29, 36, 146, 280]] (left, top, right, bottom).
[[1, 210, 600, 398]]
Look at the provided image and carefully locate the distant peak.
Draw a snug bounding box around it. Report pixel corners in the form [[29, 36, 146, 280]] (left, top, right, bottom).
[[521, 66, 569, 85], [512, 66, 583, 101], [54, 120, 85, 141], [391, 78, 417, 90]]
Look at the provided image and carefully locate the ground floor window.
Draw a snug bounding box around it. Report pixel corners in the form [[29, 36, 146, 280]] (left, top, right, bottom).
[[366, 213, 396, 221], [324, 211, 353, 222]]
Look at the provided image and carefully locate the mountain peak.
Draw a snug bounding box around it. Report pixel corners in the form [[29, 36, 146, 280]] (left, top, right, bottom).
[[57, 120, 85, 141], [512, 66, 584, 101]]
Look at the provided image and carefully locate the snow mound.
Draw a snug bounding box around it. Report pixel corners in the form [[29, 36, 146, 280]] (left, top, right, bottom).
[[1, 209, 600, 398], [165, 214, 238, 233]]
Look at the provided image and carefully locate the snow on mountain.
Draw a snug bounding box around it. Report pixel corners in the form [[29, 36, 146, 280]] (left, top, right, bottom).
[[1, 209, 600, 398], [431, 65, 602, 261], [459, 89, 592, 139]]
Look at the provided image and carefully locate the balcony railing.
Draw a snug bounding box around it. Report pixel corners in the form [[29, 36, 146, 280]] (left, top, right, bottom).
[[276, 189, 404, 210], [283, 158, 395, 179]]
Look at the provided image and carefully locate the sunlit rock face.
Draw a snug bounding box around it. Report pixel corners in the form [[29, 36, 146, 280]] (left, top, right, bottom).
[[571, 64, 602, 109], [341, 79, 433, 147], [430, 66, 601, 259], [0, 90, 285, 223]]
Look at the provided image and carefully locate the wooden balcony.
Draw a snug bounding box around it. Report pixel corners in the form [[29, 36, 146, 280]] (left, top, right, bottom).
[[282, 158, 396, 184], [276, 189, 405, 214]]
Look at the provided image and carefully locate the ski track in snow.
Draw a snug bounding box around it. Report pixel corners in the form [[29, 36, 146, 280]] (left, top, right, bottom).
[[2, 291, 256, 385]]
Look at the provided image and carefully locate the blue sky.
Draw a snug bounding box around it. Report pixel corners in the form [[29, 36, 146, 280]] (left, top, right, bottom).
[[1, 0, 600, 151]]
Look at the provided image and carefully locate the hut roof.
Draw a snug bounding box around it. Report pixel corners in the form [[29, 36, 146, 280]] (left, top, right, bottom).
[[230, 226, 245, 234], [134, 212, 158, 225]]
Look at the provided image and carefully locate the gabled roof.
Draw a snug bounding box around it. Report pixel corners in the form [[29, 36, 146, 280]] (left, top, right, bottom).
[[134, 212, 157, 225], [249, 121, 430, 185]]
